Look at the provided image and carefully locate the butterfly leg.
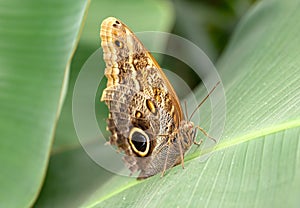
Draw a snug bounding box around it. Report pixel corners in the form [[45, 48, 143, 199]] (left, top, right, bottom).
[[194, 138, 203, 146], [195, 126, 217, 143]]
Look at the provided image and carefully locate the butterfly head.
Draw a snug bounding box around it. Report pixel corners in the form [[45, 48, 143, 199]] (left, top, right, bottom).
[[178, 120, 196, 151]]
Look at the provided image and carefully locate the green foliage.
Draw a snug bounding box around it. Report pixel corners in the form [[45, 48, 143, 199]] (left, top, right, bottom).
[[0, 0, 88, 207], [0, 0, 299, 207]]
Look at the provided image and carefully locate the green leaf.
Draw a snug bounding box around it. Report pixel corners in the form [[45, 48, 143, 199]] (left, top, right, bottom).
[[0, 0, 88, 207], [79, 0, 300, 207]]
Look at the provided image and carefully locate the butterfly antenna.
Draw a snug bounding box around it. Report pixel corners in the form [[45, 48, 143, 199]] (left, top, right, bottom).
[[188, 81, 221, 121], [184, 100, 189, 120]]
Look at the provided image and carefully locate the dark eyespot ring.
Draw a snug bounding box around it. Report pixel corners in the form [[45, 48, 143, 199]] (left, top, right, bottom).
[[128, 127, 150, 157]]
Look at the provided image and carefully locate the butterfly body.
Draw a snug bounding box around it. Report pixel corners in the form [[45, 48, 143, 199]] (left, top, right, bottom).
[[100, 17, 196, 178]]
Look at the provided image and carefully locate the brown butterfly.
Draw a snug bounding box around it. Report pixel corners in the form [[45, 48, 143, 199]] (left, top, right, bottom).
[[100, 17, 218, 179]]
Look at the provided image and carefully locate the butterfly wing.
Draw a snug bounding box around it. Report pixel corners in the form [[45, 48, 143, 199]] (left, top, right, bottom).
[[100, 17, 184, 177]]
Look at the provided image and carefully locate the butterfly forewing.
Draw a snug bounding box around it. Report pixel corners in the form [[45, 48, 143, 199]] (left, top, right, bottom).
[[100, 17, 193, 178]]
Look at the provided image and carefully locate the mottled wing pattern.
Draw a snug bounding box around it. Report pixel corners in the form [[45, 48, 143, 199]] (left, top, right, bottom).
[[100, 17, 184, 178]]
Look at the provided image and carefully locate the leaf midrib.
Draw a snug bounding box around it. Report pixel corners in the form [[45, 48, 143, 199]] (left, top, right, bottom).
[[190, 119, 300, 160]]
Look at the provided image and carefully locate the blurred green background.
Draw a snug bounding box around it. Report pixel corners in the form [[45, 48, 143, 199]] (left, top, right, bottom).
[[1, 0, 300, 207]]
